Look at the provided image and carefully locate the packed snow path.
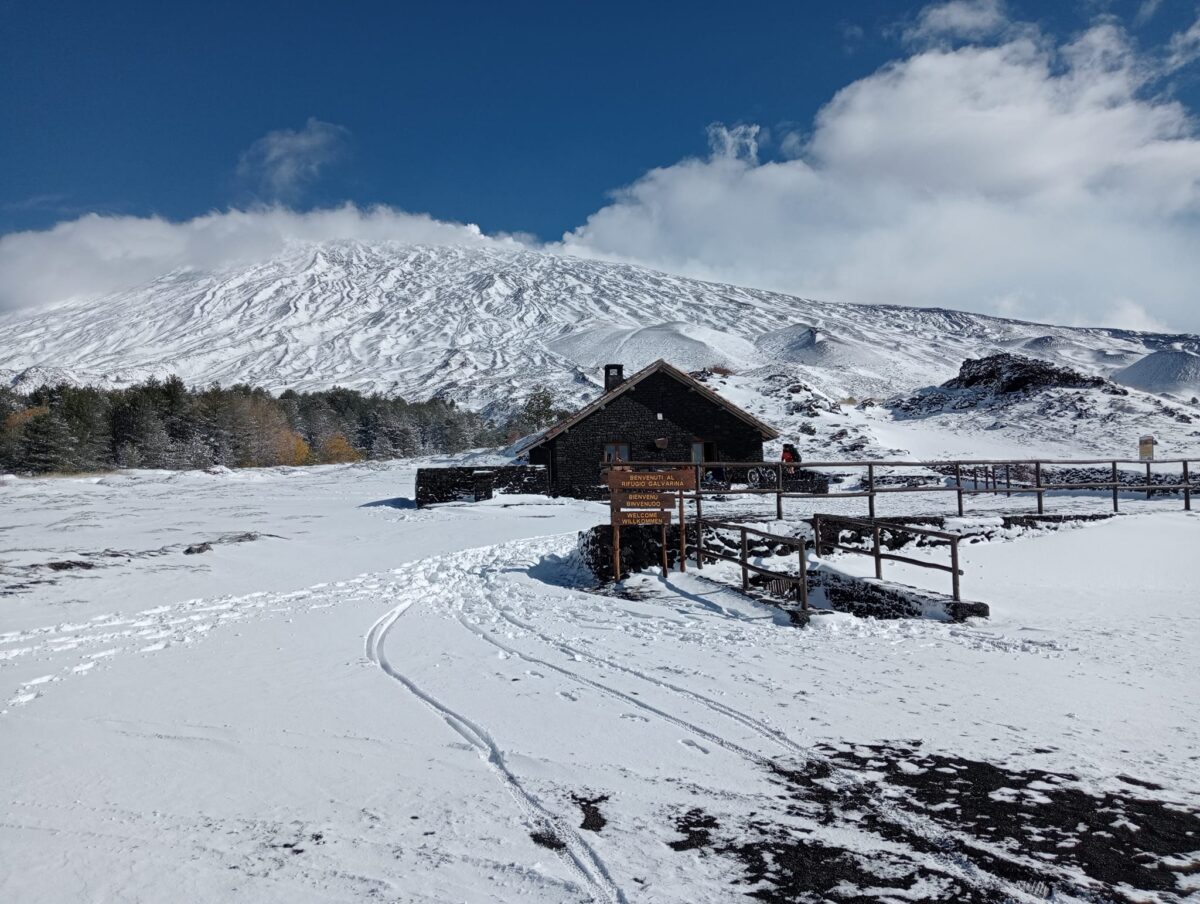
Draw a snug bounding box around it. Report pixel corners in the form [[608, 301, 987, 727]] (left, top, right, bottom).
[[3, 463, 1199, 901]]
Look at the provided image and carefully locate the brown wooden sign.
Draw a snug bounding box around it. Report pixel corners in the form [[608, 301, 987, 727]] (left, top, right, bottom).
[[613, 509, 673, 527], [611, 489, 673, 510], [606, 468, 696, 491]]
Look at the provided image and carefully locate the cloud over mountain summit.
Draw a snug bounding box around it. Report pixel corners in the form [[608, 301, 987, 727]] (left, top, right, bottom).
[[2, 2, 1199, 332]]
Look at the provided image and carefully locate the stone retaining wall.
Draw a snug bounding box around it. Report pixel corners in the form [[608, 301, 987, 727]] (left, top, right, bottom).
[[415, 466, 547, 508]]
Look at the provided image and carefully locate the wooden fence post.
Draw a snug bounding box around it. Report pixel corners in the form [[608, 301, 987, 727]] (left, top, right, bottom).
[[1035, 462, 1044, 515], [695, 494, 704, 569], [612, 524, 621, 582], [774, 462, 783, 521], [678, 490, 686, 572], [660, 523, 669, 578], [954, 464, 964, 517], [797, 543, 809, 611], [1185, 460, 1192, 512], [740, 527, 749, 592], [872, 523, 883, 580], [1146, 461, 1153, 500], [867, 463, 876, 520], [951, 536, 961, 602], [1112, 461, 1119, 513]]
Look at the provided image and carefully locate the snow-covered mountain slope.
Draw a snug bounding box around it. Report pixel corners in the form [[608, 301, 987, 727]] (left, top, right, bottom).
[[1, 240, 1197, 457]]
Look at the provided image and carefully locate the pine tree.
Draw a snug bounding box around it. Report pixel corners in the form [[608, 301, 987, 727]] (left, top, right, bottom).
[[20, 411, 78, 473]]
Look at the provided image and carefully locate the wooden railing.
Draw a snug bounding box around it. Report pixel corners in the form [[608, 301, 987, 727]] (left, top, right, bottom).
[[696, 515, 965, 606], [603, 456, 1196, 521], [812, 514, 963, 601], [696, 519, 809, 611]]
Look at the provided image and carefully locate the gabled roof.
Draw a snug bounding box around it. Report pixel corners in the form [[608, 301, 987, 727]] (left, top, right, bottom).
[[521, 359, 780, 453]]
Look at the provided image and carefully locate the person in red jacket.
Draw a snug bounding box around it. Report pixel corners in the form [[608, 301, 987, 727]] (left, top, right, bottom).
[[781, 443, 800, 477]]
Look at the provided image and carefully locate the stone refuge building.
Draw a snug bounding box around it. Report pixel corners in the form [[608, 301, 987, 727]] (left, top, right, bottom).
[[521, 360, 779, 498]]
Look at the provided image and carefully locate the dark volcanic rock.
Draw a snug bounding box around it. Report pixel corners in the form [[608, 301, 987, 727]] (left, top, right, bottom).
[[945, 353, 1118, 395], [888, 353, 1126, 417], [668, 745, 1200, 903]]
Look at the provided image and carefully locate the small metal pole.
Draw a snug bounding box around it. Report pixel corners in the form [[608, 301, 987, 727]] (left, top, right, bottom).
[[740, 527, 749, 592], [1112, 461, 1119, 513], [660, 522, 669, 578], [776, 462, 784, 521], [867, 464, 876, 521], [695, 493, 704, 569], [677, 490, 686, 572], [950, 537, 961, 602], [1184, 461, 1192, 512], [954, 464, 964, 517], [872, 523, 883, 580], [1035, 462, 1044, 515]]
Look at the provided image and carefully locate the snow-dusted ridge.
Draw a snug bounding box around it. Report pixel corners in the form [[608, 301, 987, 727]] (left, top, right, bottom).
[[1, 240, 1197, 458], [0, 240, 1195, 403]]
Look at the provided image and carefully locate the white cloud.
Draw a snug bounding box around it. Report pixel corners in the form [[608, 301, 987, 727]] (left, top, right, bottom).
[[903, 0, 1010, 44], [1135, 0, 1162, 27], [706, 123, 761, 163], [560, 16, 1200, 333], [3, 5, 1200, 335], [0, 204, 514, 313], [236, 118, 350, 200], [1166, 15, 1200, 71]]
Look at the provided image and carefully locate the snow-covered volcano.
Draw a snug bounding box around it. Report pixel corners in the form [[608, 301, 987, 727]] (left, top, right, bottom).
[[0, 240, 1197, 457]]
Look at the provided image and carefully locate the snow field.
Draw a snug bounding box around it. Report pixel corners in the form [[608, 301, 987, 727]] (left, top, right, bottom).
[[2, 460, 1198, 901]]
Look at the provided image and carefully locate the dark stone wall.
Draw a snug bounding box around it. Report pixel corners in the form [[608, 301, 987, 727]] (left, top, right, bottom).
[[579, 522, 710, 583], [534, 371, 767, 498], [810, 571, 988, 622], [415, 466, 547, 508]]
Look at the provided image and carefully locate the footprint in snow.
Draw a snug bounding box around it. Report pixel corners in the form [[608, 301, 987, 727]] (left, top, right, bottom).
[[680, 738, 710, 755], [556, 690, 578, 702], [620, 713, 649, 723]]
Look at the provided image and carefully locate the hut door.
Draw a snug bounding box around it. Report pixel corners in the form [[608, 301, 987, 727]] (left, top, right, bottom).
[[691, 441, 715, 462]]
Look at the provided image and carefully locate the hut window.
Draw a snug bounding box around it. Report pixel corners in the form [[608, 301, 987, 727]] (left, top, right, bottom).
[[603, 442, 631, 462]]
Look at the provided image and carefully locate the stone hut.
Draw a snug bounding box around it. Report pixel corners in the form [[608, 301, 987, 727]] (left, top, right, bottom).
[[520, 360, 779, 498]]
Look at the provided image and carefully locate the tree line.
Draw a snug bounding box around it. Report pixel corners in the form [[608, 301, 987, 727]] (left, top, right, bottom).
[[1, 374, 571, 475], [0, 376, 568, 475]]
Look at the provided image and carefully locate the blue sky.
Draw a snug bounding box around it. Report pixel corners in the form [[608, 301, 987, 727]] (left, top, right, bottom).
[[2, 0, 1193, 238], [2, 0, 1200, 330]]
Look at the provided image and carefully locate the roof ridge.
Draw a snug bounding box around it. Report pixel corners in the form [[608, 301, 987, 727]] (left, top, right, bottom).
[[522, 360, 779, 451]]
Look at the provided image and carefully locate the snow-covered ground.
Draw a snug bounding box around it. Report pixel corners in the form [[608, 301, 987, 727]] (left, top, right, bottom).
[[3, 461, 1198, 902]]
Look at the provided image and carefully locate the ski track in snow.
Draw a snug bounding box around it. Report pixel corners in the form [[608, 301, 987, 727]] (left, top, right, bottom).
[[364, 595, 627, 904], [359, 536, 1103, 897]]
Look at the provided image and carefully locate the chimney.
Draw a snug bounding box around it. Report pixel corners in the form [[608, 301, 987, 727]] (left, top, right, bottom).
[[604, 364, 625, 393]]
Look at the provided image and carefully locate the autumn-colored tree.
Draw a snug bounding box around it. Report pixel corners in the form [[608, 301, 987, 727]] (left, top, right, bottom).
[[317, 433, 362, 464], [4, 405, 50, 432], [272, 428, 312, 466]]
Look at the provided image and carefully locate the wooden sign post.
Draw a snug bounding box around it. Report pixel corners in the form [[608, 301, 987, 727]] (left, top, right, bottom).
[[607, 468, 695, 581]]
